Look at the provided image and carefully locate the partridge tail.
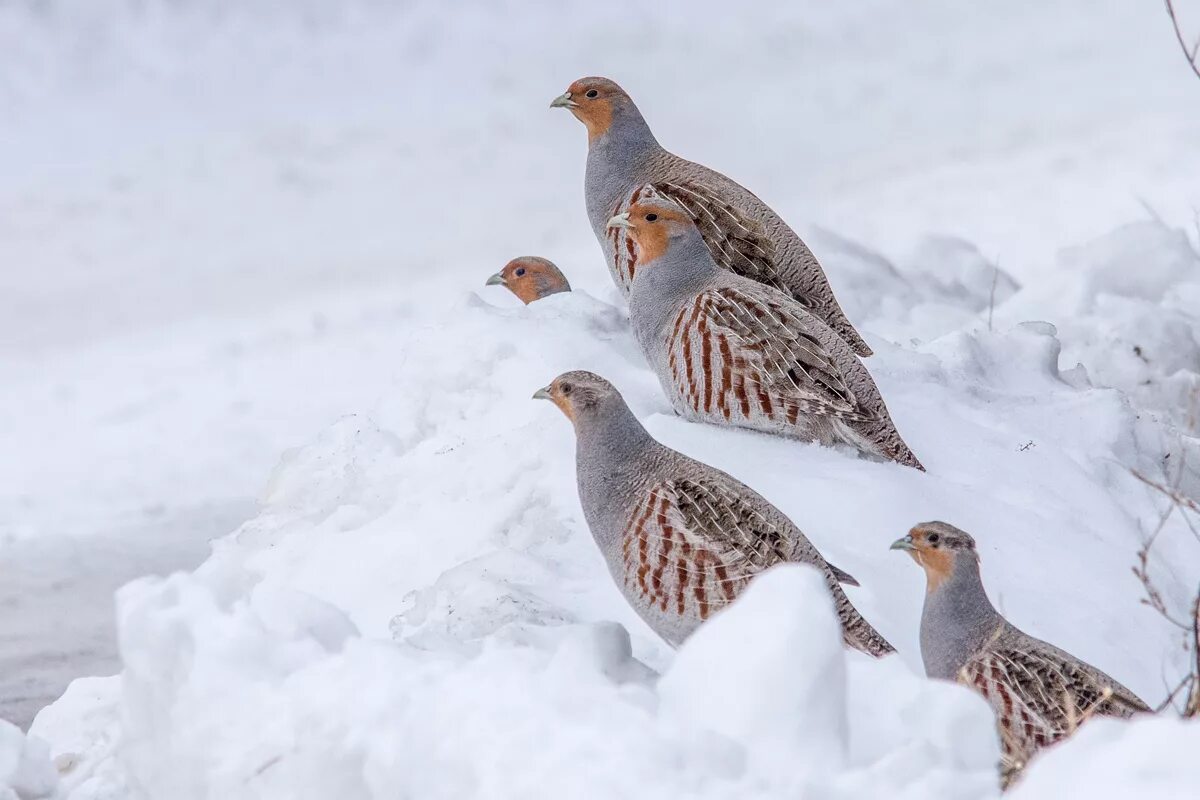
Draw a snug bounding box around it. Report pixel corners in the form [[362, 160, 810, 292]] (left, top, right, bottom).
[[828, 562, 860, 587], [843, 417, 925, 472], [833, 316, 873, 359], [884, 437, 925, 472], [842, 610, 896, 658], [830, 582, 895, 658]]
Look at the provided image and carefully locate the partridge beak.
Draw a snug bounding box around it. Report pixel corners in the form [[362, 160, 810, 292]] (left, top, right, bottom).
[[532, 386, 553, 401], [890, 535, 915, 552], [550, 92, 577, 110], [607, 212, 633, 230], [485, 272, 507, 287]]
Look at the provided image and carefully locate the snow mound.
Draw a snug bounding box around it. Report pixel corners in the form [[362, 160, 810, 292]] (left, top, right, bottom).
[[35, 563, 1000, 800], [999, 221, 1200, 438], [1012, 715, 1200, 800], [30, 218, 1200, 797], [0, 721, 58, 800], [811, 228, 1019, 343]]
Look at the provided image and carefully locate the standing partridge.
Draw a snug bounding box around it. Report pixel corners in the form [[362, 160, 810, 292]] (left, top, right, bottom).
[[891, 521, 1150, 786], [486, 257, 571, 304], [535, 370, 895, 657], [610, 194, 923, 470], [551, 76, 872, 357]]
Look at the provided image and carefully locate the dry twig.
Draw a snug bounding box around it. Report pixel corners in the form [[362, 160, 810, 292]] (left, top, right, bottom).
[[1165, 0, 1200, 81], [1131, 458, 1200, 716]]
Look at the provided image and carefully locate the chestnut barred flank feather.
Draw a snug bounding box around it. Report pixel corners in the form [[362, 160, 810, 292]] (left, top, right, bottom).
[[619, 478, 895, 657], [666, 287, 865, 424], [608, 185, 651, 292]]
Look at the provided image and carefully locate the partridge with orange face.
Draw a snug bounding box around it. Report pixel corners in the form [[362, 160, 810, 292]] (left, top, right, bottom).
[[486, 257, 571, 304], [551, 76, 872, 357], [892, 522, 1149, 786], [612, 194, 923, 469], [535, 370, 894, 656]]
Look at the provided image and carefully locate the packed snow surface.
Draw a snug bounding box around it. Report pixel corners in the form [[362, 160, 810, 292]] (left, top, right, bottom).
[[3, 1, 1200, 798]]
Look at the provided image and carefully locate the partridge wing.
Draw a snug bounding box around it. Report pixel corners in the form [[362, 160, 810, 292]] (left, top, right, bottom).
[[665, 286, 867, 423], [619, 478, 810, 622]]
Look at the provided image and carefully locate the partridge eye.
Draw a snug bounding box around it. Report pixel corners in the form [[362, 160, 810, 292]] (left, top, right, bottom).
[[585, 89, 599, 98], [645, 213, 658, 222], [560, 383, 572, 395], [514, 267, 526, 277], [927, 533, 940, 545]]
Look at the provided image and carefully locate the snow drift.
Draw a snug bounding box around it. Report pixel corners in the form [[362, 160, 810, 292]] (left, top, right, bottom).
[[28, 212, 1200, 798]]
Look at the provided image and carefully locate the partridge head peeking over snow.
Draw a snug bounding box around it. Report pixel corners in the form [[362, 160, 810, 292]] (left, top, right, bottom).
[[892, 521, 1149, 785], [534, 370, 894, 657], [486, 257, 571, 304], [610, 194, 923, 470], [550, 76, 872, 357]]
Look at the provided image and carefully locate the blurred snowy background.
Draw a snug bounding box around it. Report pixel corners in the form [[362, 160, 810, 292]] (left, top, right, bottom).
[[2, 1, 1199, 797]]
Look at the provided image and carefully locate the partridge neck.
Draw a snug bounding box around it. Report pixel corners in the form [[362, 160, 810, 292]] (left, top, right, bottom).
[[573, 399, 661, 548], [920, 555, 1003, 680], [630, 230, 718, 319], [591, 102, 661, 163], [585, 105, 663, 229], [574, 398, 655, 468]]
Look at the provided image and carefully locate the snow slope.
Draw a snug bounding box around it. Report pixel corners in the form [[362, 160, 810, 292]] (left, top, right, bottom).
[[24, 231, 1200, 797], [2, 0, 1200, 797]]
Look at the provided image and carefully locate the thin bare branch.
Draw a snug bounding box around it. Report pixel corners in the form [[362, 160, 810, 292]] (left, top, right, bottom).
[[1131, 456, 1200, 716], [1155, 671, 1195, 713], [1131, 468, 1200, 515], [1165, 0, 1200, 81]]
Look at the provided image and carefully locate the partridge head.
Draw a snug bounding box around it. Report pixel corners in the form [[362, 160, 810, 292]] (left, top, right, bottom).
[[550, 77, 645, 143], [531, 370, 622, 429], [890, 521, 978, 592], [486, 257, 571, 305], [607, 194, 699, 266]]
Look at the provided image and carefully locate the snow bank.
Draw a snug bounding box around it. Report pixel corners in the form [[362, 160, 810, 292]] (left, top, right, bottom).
[[1000, 221, 1200, 434], [30, 212, 1200, 797], [36, 564, 1000, 800], [0, 721, 58, 800], [1012, 715, 1200, 800]]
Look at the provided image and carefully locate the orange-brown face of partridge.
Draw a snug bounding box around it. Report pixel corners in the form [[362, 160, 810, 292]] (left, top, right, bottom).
[[606, 199, 694, 266], [531, 370, 615, 428], [890, 521, 978, 592], [485, 257, 571, 305], [550, 77, 631, 142]]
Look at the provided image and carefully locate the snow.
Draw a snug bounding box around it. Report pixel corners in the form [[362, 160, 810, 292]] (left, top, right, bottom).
[[3, 0, 1200, 797], [0, 722, 58, 800]]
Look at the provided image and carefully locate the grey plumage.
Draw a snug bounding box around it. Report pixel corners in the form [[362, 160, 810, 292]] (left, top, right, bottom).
[[535, 370, 894, 657], [614, 194, 923, 469], [892, 521, 1149, 785], [553, 76, 873, 357]]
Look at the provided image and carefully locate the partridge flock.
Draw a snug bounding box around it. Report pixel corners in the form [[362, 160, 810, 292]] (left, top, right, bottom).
[[477, 76, 1149, 786]]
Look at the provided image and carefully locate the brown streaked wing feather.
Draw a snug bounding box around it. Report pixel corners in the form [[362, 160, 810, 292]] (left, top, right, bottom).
[[619, 479, 804, 622], [960, 639, 1147, 770], [650, 181, 793, 297]]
